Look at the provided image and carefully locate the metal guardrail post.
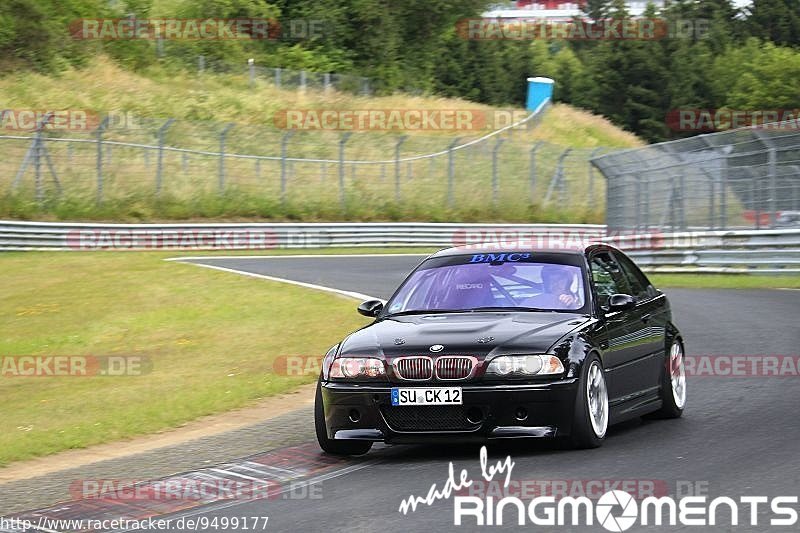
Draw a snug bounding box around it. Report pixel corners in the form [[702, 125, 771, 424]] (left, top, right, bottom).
[[198, 55, 205, 73], [709, 172, 716, 231], [34, 119, 43, 204], [678, 173, 686, 231], [156, 118, 175, 196], [218, 124, 235, 194], [280, 131, 294, 204], [394, 136, 407, 203], [95, 116, 110, 204], [248, 59, 256, 87], [12, 113, 60, 203], [768, 148, 778, 228], [300, 70, 307, 91], [753, 173, 761, 230], [587, 147, 603, 206], [720, 154, 728, 230], [529, 141, 543, 203], [634, 177, 642, 231], [544, 148, 571, 206], [446, 137, 461, 207], [323, 73, 331, 92], [339, 133, 352, 209], [274, 67, 282, 88], [492, 138, 505, 205], [641, 177, 650, 229]]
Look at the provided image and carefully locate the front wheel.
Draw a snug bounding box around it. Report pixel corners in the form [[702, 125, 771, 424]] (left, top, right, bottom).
[[314, 381, 373, 456], [569, 354, 608, 449], [653, 340, 686, 418]]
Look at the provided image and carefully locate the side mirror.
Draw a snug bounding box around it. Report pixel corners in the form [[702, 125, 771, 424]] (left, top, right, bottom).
[[606, 293, 636, 312], [357, 299, 384, 317]]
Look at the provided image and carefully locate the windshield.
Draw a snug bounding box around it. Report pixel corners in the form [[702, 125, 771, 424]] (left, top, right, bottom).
[[385, 254, 587, 315]]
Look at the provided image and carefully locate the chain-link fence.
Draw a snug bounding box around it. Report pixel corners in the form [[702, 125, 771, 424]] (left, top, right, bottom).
[[592, 122, 800, 232], [0, 111, 610, 221], [142, 43, 375, 95]]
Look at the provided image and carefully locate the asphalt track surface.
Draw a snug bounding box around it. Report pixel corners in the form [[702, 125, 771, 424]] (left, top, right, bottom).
[[10, 255, 797, 533], [158, 255, 800, 533]]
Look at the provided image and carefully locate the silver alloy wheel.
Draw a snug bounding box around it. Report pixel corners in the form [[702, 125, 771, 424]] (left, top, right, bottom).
[[586, 361, 609, 438], [670, 342, 687, 409]]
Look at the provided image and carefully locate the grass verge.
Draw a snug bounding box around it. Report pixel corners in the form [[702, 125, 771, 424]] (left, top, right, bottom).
[[0, 251, 369, 466], [650, 273, 800, 289]]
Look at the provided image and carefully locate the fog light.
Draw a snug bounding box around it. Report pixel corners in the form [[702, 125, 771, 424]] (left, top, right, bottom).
[[466, 407, 484, 425], [515, 407, 528, 421], [348, 409, 361, 423]]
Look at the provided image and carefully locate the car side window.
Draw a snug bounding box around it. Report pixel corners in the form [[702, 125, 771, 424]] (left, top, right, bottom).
[[590, 253, 630, 306], [613, 252, 652, 301]]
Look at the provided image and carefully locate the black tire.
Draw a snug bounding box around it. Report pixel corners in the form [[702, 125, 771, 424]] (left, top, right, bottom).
[[314, 380, 373, 456], [652, 339, 686, 419], [569, 354, 608, 449]]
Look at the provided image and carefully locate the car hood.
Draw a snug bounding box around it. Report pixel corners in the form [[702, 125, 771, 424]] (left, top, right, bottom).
[[339, 311, 591, 359]]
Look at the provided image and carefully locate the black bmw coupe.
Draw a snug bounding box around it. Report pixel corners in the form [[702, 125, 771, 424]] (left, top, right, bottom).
[[315, 244, 686, 454]]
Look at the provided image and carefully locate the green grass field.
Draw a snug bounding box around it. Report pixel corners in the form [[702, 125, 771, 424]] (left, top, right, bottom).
[[1, 249, 796, 466]]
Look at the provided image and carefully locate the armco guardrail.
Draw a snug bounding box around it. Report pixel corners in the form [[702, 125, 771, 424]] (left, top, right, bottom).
[[608, 229, 800, 273], [0, 221, 606, 251], [1, 221, 798, 273]]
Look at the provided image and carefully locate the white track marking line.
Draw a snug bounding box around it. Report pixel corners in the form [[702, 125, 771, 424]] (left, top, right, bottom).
[[165, 253, 428, 262], [209, 469, 267, 483], [243, 461, 298, 476], [109, 459, 380, 532], [171, 261, 382, 302], [236, 463, 290, 478], [221, 464, 284, 480]]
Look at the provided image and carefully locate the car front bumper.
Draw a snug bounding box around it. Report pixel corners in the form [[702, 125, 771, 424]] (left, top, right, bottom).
[[320, 379, 579, 443]]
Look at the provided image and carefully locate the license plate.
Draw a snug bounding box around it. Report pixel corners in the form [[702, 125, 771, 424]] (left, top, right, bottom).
[[391, 387, 462, 406]]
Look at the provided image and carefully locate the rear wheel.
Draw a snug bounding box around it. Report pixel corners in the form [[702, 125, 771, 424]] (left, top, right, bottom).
[[653, 340, 686, 418], [314, 381, 373, 456], [569, 354, 608, 449]]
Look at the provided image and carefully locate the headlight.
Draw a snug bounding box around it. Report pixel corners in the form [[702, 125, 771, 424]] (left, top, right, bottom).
[[485, 355, 564, 378], [330, 357, 386, 379]]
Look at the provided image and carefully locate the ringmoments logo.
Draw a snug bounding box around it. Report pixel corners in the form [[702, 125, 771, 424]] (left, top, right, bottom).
[[397, 447, 799, 529]]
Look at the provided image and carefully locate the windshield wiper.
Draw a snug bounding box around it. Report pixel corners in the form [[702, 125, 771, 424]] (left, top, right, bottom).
[[467, 306, 570, 313], [383, 309, 470, 318]]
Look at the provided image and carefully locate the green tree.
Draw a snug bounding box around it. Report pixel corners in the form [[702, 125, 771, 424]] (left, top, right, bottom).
[[744, 0, 800, 47], [711, 38, 800, 109]]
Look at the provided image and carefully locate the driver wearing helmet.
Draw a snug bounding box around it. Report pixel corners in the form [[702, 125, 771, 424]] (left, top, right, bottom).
[[525, 264, 581, 310]]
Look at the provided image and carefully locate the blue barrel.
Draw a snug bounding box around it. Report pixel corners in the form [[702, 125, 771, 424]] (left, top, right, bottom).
[[526, 77, 554, 112]]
